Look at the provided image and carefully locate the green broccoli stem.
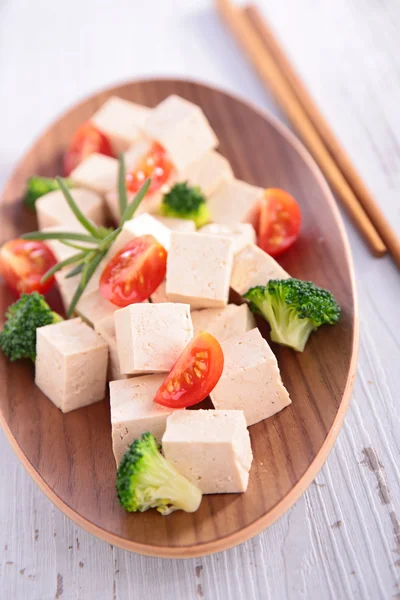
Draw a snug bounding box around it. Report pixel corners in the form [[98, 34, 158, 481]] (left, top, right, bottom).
[[258, 298, 315, 352], [51, 312, 64, 325], [269, 313, 315, 352], [134, 445, 201, 515], [160, 202, 210, 228]]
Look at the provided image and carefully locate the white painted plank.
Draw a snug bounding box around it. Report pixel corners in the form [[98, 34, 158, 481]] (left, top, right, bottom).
[[1, 0, 400, 598]]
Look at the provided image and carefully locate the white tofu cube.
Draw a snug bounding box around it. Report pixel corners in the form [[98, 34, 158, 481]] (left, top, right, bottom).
[[42, 223, 90, 262], [166, 232, 234, 308], [150, 279, 168, 303], [121, 213, 172, 249], [210, 328, 291, 426], [191, 303, 255, 343], [207, 179, 263, 226], [162, 410, 253, 494], [95, 315, 125, 381], [36, 188, 104, 231], [102, 226, 137, 264], [35, 318, 108, 413], [70, 153, 119, 196], [231, 243, 290, 296], [91, 96, 151, 154], [198, 223, 256, 254], [154, 215, 196, 233], [142, 95, 218, 171], [110, 374, 175, 466], [180, 150, 233, 197], [76, 289, 117, 327], [115, 303, 193, 375]]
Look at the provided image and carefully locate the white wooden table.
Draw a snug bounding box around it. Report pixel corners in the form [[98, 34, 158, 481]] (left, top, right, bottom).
[[1, 0, 399, 598]]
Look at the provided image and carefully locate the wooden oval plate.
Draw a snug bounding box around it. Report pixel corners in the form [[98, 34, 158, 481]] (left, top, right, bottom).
[[0, 79, 358, 558]]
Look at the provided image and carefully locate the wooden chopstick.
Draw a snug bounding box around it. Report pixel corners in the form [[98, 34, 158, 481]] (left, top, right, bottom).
[[215, 0, 388, 258], [245, 4, 400, 267]]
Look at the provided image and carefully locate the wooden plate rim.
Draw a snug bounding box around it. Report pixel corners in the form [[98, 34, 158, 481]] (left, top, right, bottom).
[[0, 77, 359, 558]]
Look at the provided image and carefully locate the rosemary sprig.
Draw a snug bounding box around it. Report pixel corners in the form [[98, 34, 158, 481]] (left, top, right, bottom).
[[41, 251, 87, 283], [21, 157, 151, 317], [118, 154, 128, 217], [65, 263, 85, 279], [22, 231, 100, 244], [56, 177, 104, 239]]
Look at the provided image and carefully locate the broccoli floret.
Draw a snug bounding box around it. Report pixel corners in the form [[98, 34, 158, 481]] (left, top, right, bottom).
[[244, 278, 340, 352], [24, 176, 73, 209], [0, 292, 63, 361], [116, 432, 202, 515], [160, 182, 210, 228]]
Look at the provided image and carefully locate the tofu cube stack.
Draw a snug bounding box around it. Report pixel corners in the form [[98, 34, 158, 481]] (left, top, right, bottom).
[[32, 93, 296, 501]]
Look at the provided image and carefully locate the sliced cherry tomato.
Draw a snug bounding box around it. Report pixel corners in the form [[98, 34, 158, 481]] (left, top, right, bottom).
[[258, 188, 302, 256], [63, 121, 114, 175], [126, 141, 173, 196], [154, 332, 224, 409], [0, 239, 57, 296], [99, 235, 167, 307]]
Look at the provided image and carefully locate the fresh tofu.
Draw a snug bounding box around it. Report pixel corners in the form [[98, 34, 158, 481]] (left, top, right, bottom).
[[115, 302, 193, 375], [35, 318, 108, 413], [70, 153, 119, 196], [95, 315, 125, 381], [36, 188, 104, 231], [91, 96, 151, 154], [207, 179, 263, 226], [41, 223, 90, 262], [210, 328, 291, 426], [162, 410, 253, 494], [142, 95, 218, 171], [121, 213, 172, 249], [110, 374, 175, 466], [166, 232, 234, 308], [150, 279, 168, 303], [230, 243, 290, 296], [180, 150, 233, 197], [154, 215, 196, 233], [100, 213, 173, 267], [198, 223, 256, 254], [76, 290, 117, 327], [191, 304, 255, 343]]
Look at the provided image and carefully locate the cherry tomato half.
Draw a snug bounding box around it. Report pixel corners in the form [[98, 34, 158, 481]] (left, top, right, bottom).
[[154, 332, 224, 409], [258, 188, 302, 256], [63, 121, 114, 175], [99, 235, 167, 307], [0, 239, 57, 296], [126, 141, 173, 196]]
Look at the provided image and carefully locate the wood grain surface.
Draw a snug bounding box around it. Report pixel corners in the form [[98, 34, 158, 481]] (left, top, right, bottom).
[[0, 79, 357, 557]]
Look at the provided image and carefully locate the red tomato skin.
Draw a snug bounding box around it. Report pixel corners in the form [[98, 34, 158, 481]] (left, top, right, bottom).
[[126, 141, 173, 196], [99, 235, 167, 307], [258, 188, 302, 257], [154, 332, 224, 409], [0, 239, 57, 296], [63, 121, 114, 175]]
